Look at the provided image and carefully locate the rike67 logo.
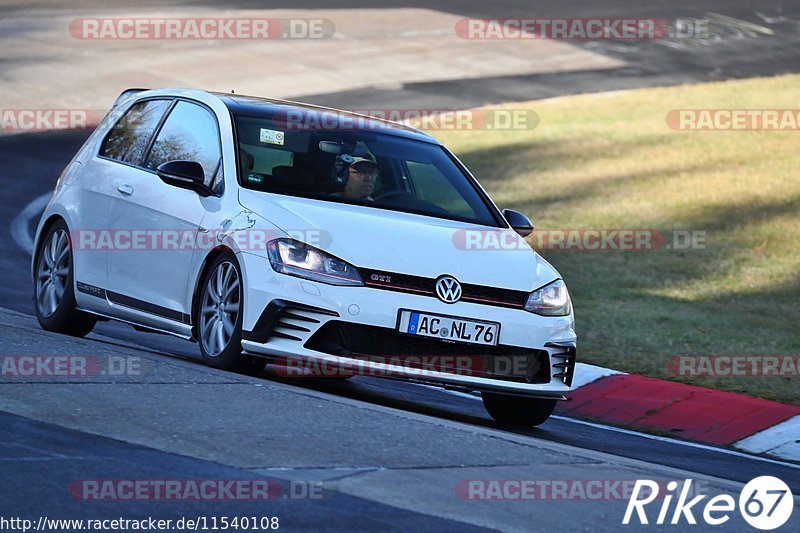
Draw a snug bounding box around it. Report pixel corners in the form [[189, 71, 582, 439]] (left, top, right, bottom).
[[624, 476, 794, 529]]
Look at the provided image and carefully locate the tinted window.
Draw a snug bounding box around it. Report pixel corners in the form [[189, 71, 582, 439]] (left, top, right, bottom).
[[233, 114, 500, 227], [406, 161, 476, 220], [145, 101, 222, 189], [239, 144, 293, 180], [100, 99, 170, 164]]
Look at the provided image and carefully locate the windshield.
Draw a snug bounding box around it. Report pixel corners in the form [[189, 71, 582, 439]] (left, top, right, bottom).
[[233, 113, 502, 227]]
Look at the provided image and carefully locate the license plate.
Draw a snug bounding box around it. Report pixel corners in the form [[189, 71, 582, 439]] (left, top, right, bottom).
[[397, 310, 500, 346]]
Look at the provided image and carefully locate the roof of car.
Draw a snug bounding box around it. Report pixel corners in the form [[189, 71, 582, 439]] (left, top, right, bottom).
[[213, 92, 441, 144]]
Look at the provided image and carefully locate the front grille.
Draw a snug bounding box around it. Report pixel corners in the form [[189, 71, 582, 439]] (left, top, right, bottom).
[[358, 268, 529, 309], [305, 321, 550, 383]]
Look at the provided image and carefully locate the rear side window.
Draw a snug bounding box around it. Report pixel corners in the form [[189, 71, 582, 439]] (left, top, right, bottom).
[[144, 101, 222, 188], [100, 99, 170, 164]]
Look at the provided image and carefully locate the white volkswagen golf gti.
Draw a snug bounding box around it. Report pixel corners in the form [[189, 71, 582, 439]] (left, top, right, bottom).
[[32, 88, 576, 426]]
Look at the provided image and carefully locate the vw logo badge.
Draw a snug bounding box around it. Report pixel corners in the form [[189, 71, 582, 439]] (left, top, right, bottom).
[[435, 275, 462, 303]]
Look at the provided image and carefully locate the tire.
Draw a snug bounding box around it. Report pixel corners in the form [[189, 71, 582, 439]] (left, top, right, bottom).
[[33, 220, 97, 337], [481, 392, 557, 427], [196, 252, 265, 375]]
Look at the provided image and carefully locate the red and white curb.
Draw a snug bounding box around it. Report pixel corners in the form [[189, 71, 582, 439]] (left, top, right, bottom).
[[568, 362, 624, 388], [734, 416, 800, 462], [560, 363, 800, 463]]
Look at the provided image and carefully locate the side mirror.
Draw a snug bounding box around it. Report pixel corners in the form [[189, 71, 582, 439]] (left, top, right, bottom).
[[503, 209, 534, 237], [156, 160, 215, 197]]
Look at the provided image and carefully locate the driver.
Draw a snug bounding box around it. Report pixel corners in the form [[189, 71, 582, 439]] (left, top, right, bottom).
[[339, 154, 379, 201]]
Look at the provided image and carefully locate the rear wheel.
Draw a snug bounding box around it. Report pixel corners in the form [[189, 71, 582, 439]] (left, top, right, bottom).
[[481, 392, 557, 427], [196, 253, 265, 375], [33, 220, 96, 337]]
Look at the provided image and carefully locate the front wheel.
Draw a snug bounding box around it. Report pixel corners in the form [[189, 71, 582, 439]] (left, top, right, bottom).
[[196, 253, 265, 376], [33, 220, 97, 337], [481, 392, 557, 427]]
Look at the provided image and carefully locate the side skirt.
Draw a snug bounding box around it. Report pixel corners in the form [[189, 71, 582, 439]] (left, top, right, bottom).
[[76, 281, 194, 341]]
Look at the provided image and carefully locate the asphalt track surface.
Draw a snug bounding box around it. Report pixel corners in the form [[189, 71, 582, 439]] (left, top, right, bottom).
[[2, 1, 800, 530]]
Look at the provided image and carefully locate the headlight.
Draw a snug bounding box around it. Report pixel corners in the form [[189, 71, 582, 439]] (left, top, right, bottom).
[[267, 238, 363, 286], [524, 279, 571, 316]]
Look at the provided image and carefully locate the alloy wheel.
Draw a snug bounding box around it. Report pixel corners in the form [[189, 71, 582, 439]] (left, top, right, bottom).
[[35, 228, 70, 318], [199, 261, 241, 357]]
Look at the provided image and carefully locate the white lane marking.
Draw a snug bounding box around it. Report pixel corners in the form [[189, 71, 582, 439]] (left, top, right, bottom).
[[550, 415, 800, 470], [735, 415, 800, 462], [10, 192, 51, 255], [570, 362, 625, 388], [429, 386, 800, 470]]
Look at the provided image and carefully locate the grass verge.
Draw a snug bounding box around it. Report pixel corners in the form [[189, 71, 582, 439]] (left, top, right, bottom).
[[431, 74, 800, 404]]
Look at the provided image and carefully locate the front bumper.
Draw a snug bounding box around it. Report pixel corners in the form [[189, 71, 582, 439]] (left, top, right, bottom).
[[238, 252, 576, 398]]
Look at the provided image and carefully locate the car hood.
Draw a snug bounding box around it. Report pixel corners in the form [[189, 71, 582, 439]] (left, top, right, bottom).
[[238, 189, 560, 292]]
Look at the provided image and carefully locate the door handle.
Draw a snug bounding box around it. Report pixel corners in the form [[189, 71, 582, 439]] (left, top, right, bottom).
[[116, 184, 134, 196]]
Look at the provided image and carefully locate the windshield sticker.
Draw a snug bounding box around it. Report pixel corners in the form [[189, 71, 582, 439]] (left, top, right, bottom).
[[259, 128, 285, 145]]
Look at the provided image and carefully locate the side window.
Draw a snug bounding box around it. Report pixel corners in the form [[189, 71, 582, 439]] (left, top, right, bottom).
[[144, 101, 222, 189], [100, 99, 171, 164], [238, 143, 293, 182]]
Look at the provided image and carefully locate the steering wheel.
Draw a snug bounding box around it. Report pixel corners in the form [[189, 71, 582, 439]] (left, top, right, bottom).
[[373, 190, 449, 215], [373, 191, 417, 202]]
